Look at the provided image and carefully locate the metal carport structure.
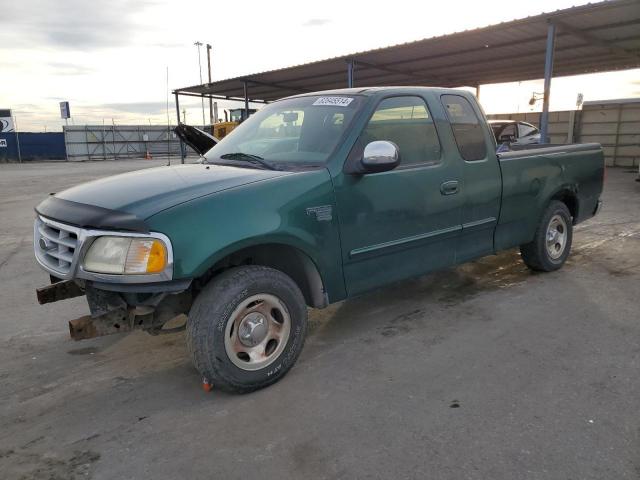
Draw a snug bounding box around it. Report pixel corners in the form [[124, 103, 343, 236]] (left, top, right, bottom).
[[174, 0, 640, 160]]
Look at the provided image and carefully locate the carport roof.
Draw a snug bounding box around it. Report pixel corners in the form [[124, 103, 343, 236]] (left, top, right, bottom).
[[174, 0, 640, 102]]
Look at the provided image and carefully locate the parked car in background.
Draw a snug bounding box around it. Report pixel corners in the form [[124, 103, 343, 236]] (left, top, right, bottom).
[[489, 119, 541, 146]]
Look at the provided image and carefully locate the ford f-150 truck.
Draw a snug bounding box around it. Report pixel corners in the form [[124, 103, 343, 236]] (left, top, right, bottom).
[[33, 87, 604, 393]]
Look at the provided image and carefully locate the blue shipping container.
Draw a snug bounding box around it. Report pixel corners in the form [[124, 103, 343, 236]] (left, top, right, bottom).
[[0, 132, 66, 161]]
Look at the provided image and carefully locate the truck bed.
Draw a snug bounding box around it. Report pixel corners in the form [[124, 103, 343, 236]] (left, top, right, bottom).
[[495, 143, 604, 251]]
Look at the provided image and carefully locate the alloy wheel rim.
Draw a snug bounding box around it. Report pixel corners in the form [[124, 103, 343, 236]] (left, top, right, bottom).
[[545, 214, 568, 260], [224, 293, 291, 371]]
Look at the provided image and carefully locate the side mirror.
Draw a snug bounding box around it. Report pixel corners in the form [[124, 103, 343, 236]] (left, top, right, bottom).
[[361, 141, 400, 174]]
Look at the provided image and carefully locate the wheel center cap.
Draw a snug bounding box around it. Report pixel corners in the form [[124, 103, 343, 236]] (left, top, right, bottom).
[[238, 313, 267, 347]]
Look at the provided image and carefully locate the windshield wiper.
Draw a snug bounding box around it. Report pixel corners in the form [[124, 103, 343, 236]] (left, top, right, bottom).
[[218, 152, 278, 170]]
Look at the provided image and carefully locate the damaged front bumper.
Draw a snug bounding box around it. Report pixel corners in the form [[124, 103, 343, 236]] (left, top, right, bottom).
[[36, 277, 192, 340], [34, 214, 192, 340]]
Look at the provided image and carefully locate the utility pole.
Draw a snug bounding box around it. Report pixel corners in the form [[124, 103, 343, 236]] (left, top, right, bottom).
[[206, 44, 214, 127], [194, 41, 206, 127], [166, 65, 171, 166]]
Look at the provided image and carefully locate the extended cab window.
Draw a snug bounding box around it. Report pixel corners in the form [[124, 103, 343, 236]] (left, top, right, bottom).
[[360, 96, 441, 166], [441, 95, 487, 161]]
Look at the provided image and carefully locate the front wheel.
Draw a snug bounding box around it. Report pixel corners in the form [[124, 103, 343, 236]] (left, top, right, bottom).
[[520, 200, 573, 272], [186, 266, 308, 393]]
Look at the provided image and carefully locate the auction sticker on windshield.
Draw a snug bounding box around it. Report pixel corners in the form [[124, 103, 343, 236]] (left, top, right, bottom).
[[312, 97, 354, 107]]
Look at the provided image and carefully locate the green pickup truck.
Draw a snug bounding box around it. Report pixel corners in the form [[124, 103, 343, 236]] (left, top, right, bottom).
[[34, 87, 604, 392]]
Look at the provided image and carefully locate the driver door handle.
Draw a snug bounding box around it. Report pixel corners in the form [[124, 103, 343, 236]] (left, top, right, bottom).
[[440, 180, 459, 196]]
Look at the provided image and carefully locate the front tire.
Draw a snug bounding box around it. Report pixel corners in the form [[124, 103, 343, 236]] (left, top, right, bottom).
[[520, 200, 573, 272], [186, 266, 308, 393]]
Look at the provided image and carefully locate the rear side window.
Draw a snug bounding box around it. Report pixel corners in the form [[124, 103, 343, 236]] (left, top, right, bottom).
[[441, 95, 487, 161], [360, 96, 441, 166], [497, 123, 516, 143], [519, 123, 538, 137]]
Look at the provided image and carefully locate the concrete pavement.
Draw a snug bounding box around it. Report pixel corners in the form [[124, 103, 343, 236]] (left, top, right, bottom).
[[1, 160, 638, 479]]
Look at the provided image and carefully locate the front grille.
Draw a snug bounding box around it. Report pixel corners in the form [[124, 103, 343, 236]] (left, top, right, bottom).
[[34, 216, 80, 276]]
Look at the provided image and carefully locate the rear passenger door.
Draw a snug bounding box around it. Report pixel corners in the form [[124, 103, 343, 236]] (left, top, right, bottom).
[[440, 94, 501, 263], [333, 94, 463, 295]]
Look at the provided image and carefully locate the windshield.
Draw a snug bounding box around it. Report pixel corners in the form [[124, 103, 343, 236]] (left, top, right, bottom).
[[204, 95, 364, 167]]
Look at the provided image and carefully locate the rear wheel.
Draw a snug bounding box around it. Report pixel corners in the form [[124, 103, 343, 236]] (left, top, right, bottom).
[[186, 266, 308, 393], [520, 200, 573, 272]]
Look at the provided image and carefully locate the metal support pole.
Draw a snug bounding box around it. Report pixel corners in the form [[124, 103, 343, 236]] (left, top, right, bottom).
[[540, 22, 556, 144], [13, 115, 22, 163], [612, 104, 623, 166], [194, 41, 205, 128], [112, 122, 117, 160], [567, 110, 576, 144], [175, 92, 185, 164], [347, 59, 355, 88], [86, 125, 91, 161], [63, 121, 69, 161], [243, 81, 249, 122], [207, 44, 214, 128]]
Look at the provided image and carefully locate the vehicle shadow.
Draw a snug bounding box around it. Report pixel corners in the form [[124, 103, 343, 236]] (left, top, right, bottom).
[[306, 248, 534, 344]]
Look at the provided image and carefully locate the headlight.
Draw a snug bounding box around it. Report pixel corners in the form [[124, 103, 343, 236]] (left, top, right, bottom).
[[83, 236, 168, 275]]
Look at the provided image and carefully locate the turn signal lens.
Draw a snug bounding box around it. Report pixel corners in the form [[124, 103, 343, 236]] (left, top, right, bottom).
[[146, 240, 167, 273], [125, 239, 167, 274]]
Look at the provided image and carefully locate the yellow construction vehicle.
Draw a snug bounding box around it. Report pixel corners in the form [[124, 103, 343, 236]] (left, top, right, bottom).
[[212, 108, 257, 139]]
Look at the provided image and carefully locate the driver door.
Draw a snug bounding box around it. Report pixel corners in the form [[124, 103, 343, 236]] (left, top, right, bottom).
[[333, 94, 463, 296]]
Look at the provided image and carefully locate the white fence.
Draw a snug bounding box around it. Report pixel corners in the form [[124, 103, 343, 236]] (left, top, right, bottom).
[[63, 125, 199, 161], [578, 99, 640, 168], [487, 98, 640, 167]]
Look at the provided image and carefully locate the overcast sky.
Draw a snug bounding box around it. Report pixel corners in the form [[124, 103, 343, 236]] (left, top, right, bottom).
[[1, 0, 639, 131]]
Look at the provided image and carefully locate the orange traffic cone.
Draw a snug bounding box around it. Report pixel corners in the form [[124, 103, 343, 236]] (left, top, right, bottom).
[[202, 377, 213, 393]]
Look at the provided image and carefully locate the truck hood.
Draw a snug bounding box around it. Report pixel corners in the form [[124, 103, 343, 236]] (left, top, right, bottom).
[[37, 164, 291, 230], [174, 123, 218, 155]]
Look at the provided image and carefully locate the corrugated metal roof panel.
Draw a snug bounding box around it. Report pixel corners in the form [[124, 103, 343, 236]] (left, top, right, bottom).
[[176, 0, 640, 102]]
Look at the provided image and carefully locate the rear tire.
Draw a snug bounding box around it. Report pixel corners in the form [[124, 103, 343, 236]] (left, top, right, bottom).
[[520, 200, 573, 272], [186, 266, 308, 393]]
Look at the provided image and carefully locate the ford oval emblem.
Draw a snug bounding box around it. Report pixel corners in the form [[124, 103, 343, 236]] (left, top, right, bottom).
[[39, 237, 51, 250]]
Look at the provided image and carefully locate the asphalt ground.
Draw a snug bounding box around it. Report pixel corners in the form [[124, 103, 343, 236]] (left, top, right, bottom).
[[0, 160, 638, 479]]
